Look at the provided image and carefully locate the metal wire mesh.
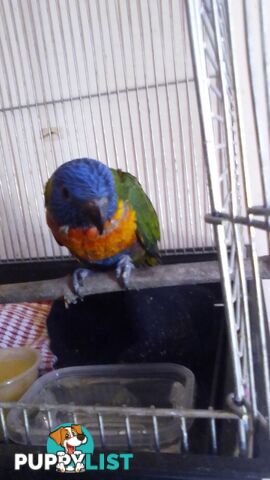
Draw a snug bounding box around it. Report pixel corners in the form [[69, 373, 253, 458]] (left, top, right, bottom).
[[0, 0, 214, 261], [188, 0, 270, 435], [0, 402, 249, 456]]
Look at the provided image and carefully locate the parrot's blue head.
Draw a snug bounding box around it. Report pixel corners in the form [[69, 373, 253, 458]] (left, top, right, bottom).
[[47, 158, 118, 232]]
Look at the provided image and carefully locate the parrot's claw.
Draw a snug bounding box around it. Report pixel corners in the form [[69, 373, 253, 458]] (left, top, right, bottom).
[[71, 268, 93, 301], [64, 290, 80, 307], [116, 255, 134, 288], [64, 268, 92, 307]]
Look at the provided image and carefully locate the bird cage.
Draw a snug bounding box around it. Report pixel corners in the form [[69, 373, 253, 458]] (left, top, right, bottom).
[[0, 0, 269, 475]]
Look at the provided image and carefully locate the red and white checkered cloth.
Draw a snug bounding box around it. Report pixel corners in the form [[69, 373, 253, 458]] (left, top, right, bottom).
[[0, 301, 55, 373]]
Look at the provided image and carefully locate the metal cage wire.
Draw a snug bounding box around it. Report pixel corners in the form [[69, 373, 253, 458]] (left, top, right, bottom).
[[0, 0, 214, 261], [188, 0, 270, 434], [0, 401, 250, 455], [0, 0, 269, 459]]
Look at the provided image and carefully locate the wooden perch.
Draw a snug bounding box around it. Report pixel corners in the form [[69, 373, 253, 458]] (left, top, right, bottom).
[[0, 257, 269, 304], [0, 261, 222, 304]]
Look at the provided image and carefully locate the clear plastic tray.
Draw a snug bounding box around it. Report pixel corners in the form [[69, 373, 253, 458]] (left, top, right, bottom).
[[7, 363, 195, 449]]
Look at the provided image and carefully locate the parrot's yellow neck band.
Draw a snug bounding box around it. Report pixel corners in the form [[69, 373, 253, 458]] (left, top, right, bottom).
[[103, 199, 127, 234]]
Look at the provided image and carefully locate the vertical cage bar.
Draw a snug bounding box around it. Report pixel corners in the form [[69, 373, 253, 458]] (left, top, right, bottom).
[[145, 0, 175, 249], [84, 0, 110, 165], [103, 0, 129, 172], [94, 0, 120, 169], [187, 0, 245, 404], [114, 0, 140, 179], [22, 408, 31, 445], [0, 407, 8, 443], [47, 409, 53, 431], [228, 0, 270, 429], [0, 135, 17, 258], [45, 0, 73, 160], [125, 415, 133, 450], [134, 0, 167, 247], [212, 0, 257, 417], [209, 417, 218, 454], [152, 413, 160, 452], [156, 0, 184, 250], [75, 1, 99, 158], [97, 413, 105, 449], [180, 416, 189, 452], [65, 1, 91, 157], [3, 0, 53, 258], [168, 0, 188, 249], [17, 0, 58, 257], [182, 1, 205, 249], [54, 0, 82, 157]]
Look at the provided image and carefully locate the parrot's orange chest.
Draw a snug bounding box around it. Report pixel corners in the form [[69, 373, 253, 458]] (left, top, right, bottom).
[[48, 200, 137, 261]]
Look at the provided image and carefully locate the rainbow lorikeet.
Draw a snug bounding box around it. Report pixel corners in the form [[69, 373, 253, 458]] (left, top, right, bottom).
[[45, 158, 160, 299]]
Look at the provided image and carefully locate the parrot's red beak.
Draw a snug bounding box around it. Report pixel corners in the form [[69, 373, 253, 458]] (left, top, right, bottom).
[[81, 201, 104, 234]]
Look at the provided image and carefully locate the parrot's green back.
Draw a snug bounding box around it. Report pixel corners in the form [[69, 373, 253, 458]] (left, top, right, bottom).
[[111, 169, 160, 265]]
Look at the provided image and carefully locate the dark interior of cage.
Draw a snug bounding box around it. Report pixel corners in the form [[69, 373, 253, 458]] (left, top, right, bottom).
[[1, 253, 266, 460]]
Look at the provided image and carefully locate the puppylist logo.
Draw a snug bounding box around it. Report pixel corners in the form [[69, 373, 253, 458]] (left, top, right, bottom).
[[15, 423, 133, 473]]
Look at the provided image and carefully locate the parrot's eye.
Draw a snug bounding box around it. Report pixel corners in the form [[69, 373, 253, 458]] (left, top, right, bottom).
[[62, 187, 70, 200]]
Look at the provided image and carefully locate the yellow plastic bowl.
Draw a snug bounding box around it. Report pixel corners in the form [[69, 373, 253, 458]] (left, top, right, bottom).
[[0, 347, 40, 402]]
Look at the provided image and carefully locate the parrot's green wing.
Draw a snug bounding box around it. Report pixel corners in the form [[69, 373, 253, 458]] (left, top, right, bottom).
[[111, 169, 160, 265]]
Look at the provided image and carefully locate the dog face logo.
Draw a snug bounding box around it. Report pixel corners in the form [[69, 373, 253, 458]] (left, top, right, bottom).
[[47, 423, 93, 473], [50, 425, 87, 456]]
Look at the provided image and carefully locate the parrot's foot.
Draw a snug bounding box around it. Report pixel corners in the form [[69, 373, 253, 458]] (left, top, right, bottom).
[[64, 268, 93, 308], [64, 268, 93, 306], [73, 268, 93, 296], [116, 255, 134, 288]]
